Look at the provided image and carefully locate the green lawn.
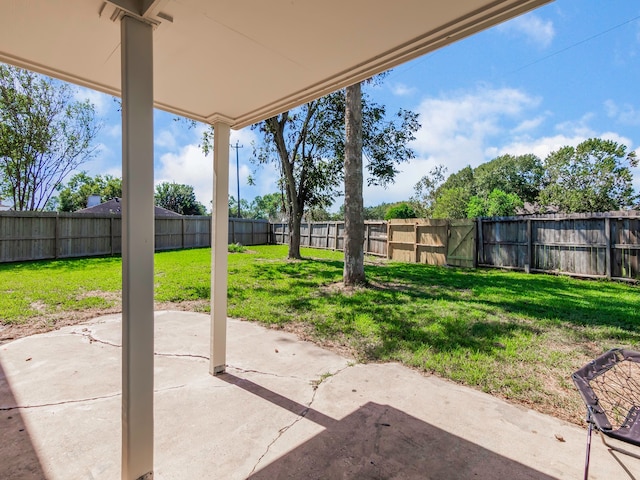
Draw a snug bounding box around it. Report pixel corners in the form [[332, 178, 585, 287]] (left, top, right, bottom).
[[1, 245, 638, 423]]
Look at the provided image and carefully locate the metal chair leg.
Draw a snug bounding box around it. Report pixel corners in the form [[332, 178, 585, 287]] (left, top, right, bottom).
[[584, 410, 593, 480]]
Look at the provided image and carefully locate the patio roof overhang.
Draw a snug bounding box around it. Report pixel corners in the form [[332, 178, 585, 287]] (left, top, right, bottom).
[[0, 1, 552, 478], [1, 0, 550, 129]]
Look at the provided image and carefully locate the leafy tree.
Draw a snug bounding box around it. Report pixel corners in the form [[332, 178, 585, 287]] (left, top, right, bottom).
[[384, 202, 417, 220], [436, 165, 475, 194], [412, 164, 447, 217], [0, 65, 100, 210], [154, 182, 206, 215], [466, 196, 485, 219], [305, 206, 333, 222], [473, 154, 543, 203], [430, 166, 475, 219], [467, 189, 523, 218], [228, 195, 251, 218], [252, 85, 419, 259], [539, 138, 638, 213], [251, 192, 286, 221], [364, 203, 392, 220], [432, 187, 471, 219], [55, 172, 122, 212]]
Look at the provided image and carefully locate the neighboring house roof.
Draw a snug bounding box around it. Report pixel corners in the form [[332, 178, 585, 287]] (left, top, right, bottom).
[[0, 202, 11, 211], [76, 198, 182, 217]]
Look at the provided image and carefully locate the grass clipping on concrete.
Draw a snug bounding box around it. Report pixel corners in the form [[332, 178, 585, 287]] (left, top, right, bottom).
[[1, 245, 638, 425]]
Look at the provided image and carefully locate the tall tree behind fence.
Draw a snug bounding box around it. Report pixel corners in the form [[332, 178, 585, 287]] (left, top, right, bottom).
[[0, 212, 269, 263]]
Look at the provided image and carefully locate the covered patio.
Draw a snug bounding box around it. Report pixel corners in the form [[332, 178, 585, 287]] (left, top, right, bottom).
[[0, 0, 588, 478], [2, 310, 637, 479]]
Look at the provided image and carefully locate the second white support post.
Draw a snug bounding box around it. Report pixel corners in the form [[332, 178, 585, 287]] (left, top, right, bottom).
[[210, 122, 230, 375]]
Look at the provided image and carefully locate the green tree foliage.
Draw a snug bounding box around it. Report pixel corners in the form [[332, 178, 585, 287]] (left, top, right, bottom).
[[252, 192, 286, 221], [253, 85, 419, 259], [228, 195, 251, 218], [363, 202, 393, 220], [432, 187, 471, 219], [384, 202, 417, 220], [412, 164, 447, 217], [0, 65, 100, 210], [55, 172, 122, 212], [539, 138, 638, 213], [154, 182, 206, 215], [467, 189, 523, 218], [473, 153, 543, 203], [228, 193, 287, 220]]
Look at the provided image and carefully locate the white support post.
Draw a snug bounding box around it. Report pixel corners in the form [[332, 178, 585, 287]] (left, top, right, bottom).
[[211, 122, 230, 375], [121, 15, 155, 480]]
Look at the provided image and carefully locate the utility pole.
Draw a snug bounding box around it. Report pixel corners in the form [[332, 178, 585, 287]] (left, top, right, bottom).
[[230, 141, 243, 218]]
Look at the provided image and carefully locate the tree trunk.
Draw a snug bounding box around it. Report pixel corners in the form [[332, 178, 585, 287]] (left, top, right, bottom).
[[288, 199, 303, 259], [343, 82, 365, 285]]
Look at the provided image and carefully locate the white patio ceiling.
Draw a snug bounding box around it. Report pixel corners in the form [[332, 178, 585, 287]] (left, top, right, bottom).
[[0, 0, 551, 129]]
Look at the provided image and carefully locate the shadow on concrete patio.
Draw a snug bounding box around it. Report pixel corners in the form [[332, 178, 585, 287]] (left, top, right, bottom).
[[222, 373, 555, 479], [0, 360, 48, 479]]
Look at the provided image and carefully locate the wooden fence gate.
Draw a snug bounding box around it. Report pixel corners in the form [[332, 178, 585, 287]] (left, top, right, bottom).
[[447, 220, 477, 268]]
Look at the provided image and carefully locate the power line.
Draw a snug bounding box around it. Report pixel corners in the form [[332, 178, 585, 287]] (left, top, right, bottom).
[[508, 14, 640, 75]]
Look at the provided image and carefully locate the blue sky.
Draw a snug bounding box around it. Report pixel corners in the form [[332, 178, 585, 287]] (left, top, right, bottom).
[[77, 0, 640, 212]]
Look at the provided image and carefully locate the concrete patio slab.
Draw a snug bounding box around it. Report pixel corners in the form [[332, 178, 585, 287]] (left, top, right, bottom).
[[1, 311, 638, 479]]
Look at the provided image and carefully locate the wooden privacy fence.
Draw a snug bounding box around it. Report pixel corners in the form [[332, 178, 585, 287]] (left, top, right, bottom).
[[0, 212, 269, 263], [386, 219, 476, 268], [2, 211, 638, 280], [271, 221, 387, 256], [273, 213, 639, 281], [478, 212, 639, 281], [228, 218, 271, 246]]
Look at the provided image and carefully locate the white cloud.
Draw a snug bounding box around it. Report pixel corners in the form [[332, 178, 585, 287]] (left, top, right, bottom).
[[492, 129, 634, 160], [154, 126, 273, 210], [498, 13, 555, 48], [390, 83, 418, 97], [363, 157, 440, 207], [410, 87, 540, 173], [156, 144, 213, 208], [105, 123, 121, 138], [554, 113, 596, 137], [511, 115, 546, 134], [359, 87, 639, 207], [74, 87, 111, 116], [155, 129, 178, 149], [604, 100, 640, 126]]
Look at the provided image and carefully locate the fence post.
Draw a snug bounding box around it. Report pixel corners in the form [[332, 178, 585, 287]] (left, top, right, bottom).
[[181, 217, 185, 249], [308, 221, 312, 247], [110, 216, 114, 256], [605, 216, 612, 279], [414, 221, 418, 263], [364, 223, 370, 255], [325, 222, 330, 249], [334, 222, 339, 251], [477, 218, 484, 265], [444, 220, 450, 266], [231, 219, 236, 244], [54, 214, 60, 259], [525, 219, 532, 274]]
